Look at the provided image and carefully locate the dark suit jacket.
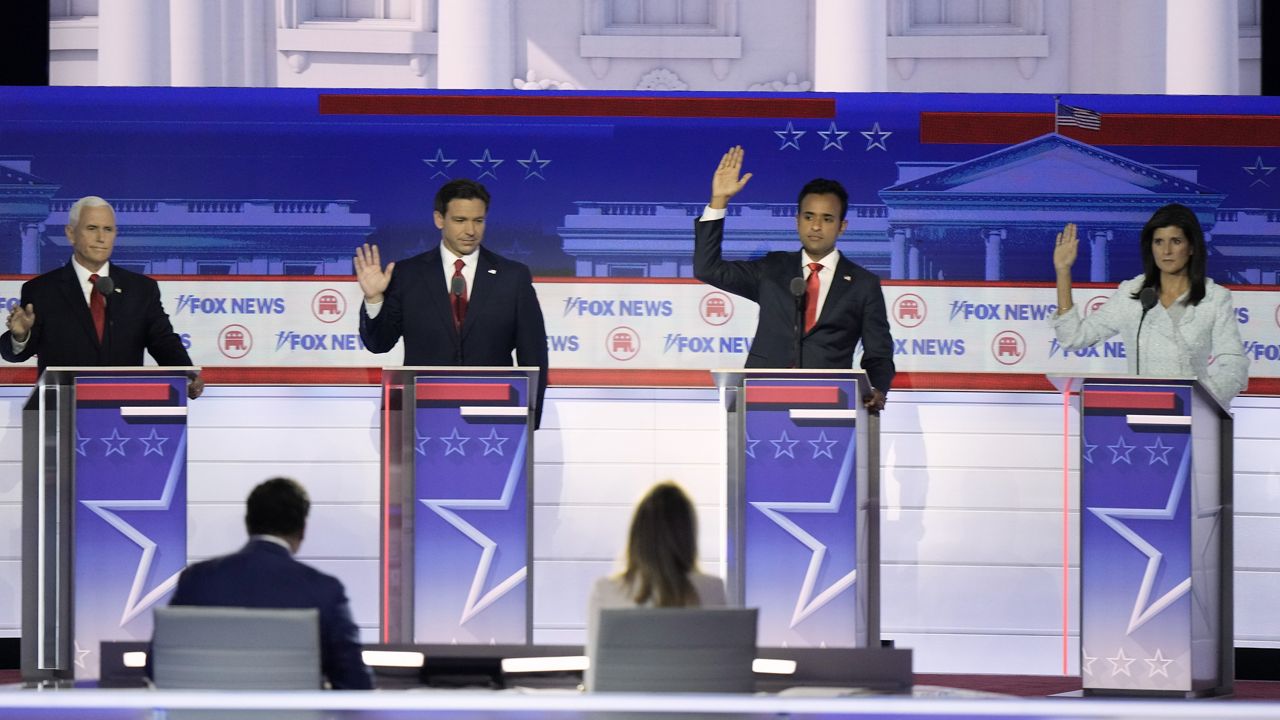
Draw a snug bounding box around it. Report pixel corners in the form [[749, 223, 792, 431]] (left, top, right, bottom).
[[694, 217, 895, 393], [0, 262, 192, 371], [168, 539, 373, 690], [359, 245, 549, 428]]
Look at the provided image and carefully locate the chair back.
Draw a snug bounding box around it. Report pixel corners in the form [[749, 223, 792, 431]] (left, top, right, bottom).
[[151, 606, 321, 689], [587, 607, 757, 693]]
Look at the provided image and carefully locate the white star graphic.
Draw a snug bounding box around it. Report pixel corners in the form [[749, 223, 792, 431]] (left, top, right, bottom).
[[415, 431, 431, 456], [138, 428, 169, 457], [1145, 648, 1174, 678], [771, 430, 798, 459], [516, 149, 551, 180], [76, 432, 91, 457], [774, 122, 805, 150], [1242, 155, 1275, 187], [808, 431, 838, 459], [100, 428, 130, 457], [750, 429, 858, 628], [860, 122, 892, 151], [816, 121, 848, 151], [423, 148, 457, 179], [440, 427, 470, 457], [1082, 440, 1097, 464], [1087, 444, 1192, 634], [421, 432, 528, 624], [74, 640, 91, 669], [1144, 436, 1174, 465], [1107, 435, 1134, 464], [1081, 648, 1097, 677], [478, 428, 508, 456], [1108, 647, 1135, 676], [470, 149, 504, 179], [744, 434, 760, 459], [80, 432, 187, 626]]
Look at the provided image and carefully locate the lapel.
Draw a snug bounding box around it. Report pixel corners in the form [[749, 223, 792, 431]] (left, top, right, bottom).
[[459, 249, 496, 340], [808, 252, 856, 334], [56, 262, 102, 349], [421, 248, 460, 342]]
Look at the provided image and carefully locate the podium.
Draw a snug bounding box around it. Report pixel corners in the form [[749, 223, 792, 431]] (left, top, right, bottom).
[[714, 369, 879, 648], [380, 367, 537, 645], [1055, 376, 1233, 697], [21, 367, 195, 682]]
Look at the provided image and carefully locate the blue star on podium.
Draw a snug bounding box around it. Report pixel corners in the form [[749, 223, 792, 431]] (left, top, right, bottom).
[[744, 434, 760, 459], [440, 427, 471, 457], [479, 428, 509, 456], [415, 431, 431, 456], [809, 431, 838, 459], [1144, 436, 1174, 465], [139, 428, 169, 457], [101, 428, 130, 457], [1107, 436, 1134, 464], [770, 431, 798, 459]]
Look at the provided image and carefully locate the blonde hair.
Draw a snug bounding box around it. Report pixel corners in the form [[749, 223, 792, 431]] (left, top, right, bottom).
[[621, 481, 701, 607]]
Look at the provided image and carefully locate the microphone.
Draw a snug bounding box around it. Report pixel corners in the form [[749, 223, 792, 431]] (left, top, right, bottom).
[[94, 275, 115, 298], [790, 277, 806, 368], [450, 275, 466, 363], [1135, 287, 1157, 376]]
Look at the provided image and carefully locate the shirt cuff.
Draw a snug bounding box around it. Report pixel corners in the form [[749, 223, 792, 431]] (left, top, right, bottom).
[[10, 335, 27, 354], [699, 206, 727, 222], [364, 301, 382, 320]]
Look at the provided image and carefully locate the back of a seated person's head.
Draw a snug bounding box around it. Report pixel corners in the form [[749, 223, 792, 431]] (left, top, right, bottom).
[[245, 476, 310, 538], [623, 481, 699, 607]]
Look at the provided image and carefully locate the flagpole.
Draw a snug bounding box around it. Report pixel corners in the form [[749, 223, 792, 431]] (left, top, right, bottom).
[[1053, 95, 1060, 134]]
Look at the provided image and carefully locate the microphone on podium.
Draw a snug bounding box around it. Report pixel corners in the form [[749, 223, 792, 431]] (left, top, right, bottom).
[[1136, 286, 1157, 376], [790, 277, 806, 368]]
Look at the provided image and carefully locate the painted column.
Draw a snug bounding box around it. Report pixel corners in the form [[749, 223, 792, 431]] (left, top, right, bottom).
[[1090, 229, 1110, 282], [1166, 1, 1238, 94], [813, 0, 886, 91], [19, 222, 41, 275], [907, 239, 921, 281], [890, 227, 908, 280], [984, 228, 1005, 281], [437, 0, 515, 89], [98, 0, 170, 85], [171, 0, 224, 86]]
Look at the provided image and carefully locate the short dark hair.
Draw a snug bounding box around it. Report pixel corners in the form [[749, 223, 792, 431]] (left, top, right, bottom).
[[1133, 202, 1207, 306], [434, 179, 491, 215], [798, 178, 849, 220], [245, 477, 310, 538]]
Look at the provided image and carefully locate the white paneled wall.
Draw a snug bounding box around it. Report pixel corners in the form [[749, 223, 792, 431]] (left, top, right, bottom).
[[0, 384, 1275, 675]]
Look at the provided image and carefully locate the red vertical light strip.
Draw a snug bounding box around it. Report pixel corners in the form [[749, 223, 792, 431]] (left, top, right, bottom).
[[1061, 379, 1072, 676], [381, 381, 391, 643]]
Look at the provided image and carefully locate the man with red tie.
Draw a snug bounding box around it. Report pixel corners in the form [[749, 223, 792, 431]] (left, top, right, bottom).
[[355, 179, 548, 427], [1, 196, 202, 399], [693, 146, 894, 412]]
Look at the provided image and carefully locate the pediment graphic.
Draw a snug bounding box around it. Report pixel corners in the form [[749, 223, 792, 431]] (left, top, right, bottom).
[[882, 134, 1218, 197]]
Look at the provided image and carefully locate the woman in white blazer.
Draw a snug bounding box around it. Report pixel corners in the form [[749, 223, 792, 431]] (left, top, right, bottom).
[[585, 481, 727, 651], [1050, 203, 1249, 406]]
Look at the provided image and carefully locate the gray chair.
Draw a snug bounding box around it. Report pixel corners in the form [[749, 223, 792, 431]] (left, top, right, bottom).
[[151, 606, 322, 690], [587, 607, 758, 693]]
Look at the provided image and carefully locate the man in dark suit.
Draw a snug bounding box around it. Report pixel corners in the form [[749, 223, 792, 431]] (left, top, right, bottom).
[[0, 196, 203, 398], [694, 146, 895, 412], [355, 179, 548, 427], [167, 477, 373, 690]]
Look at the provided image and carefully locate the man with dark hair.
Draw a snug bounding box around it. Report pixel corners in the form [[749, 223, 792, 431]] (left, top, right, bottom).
[[354, 179, 549, 427], [694, 146, 895, 412], [167, 477, 373, 690]]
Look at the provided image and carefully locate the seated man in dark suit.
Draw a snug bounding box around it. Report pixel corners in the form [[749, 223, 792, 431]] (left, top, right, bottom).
[[165, 477, 373, 689], [694, 146, 895, 412], [1, 195, 202, 398]]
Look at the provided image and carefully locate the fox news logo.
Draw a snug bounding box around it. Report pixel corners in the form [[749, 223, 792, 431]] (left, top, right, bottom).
[[176, 295, 286, 315], [892, 338, 966, 356], [274, 331, 366, 352], [949, 301, 1057, 322], [1, 297, 19, 311], [1048, 338, 1126, 358], [547, 335, 580, 352], [892, 294, 926, 328], [662, 333, 752, 354], [1244, 340, 1280, 362], [606, 326, 640, 361], [562, 297, 673, 318]]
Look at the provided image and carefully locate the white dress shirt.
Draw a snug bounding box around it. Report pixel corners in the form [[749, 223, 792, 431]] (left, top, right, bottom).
[[365, 244, 476, 319], [10, 258, 109, 353]]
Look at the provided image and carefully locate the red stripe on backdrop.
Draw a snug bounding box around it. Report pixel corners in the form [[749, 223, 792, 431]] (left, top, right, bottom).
[[416, 382, 512, 402], [920, 112, 1280, 146], [76, 383, 173, 402], [744, 386, 841, 405], [319, 94, 835, 119], [1, 368, 1278, 395]]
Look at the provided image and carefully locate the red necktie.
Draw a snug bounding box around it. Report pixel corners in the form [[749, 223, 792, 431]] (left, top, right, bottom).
[[88, 273, 105, 342], [450, 258, 467, 330], [803, 262, 821, 333]]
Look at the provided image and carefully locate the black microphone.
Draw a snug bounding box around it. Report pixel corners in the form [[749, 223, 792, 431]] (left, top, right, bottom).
[[450, 275, 466, 362], [790, 277, 806, 368], [94, 275, 115, 299], [1135, 287, 1157, 376]]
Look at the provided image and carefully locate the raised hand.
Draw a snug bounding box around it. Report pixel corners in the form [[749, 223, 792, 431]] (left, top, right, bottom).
[[354, 243, 395, 303], [1053, 223, 1079, 273], [5, 303, 35, 341], [710, 145, 753, 209]]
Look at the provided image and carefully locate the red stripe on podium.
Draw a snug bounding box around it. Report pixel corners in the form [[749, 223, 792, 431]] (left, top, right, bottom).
[[744, 386, 841, 406], [1082, 390, 1177, 411], [416, 382, 512, 402], [319, 94, 834, 119], [76, 383, 172, 402]]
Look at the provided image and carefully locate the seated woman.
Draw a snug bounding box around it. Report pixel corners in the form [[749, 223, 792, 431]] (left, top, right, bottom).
[[1050, 203, 1249, 406], [586, 481, 726, 649]]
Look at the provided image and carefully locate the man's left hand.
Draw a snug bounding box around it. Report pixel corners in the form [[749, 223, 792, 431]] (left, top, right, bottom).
[[862, 389, 886, 415], [188, 376, 205, 400]]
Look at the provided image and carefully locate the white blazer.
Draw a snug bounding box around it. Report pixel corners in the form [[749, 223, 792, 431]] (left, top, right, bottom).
[[1051, 274, 1249, 405], [585, 571, 728, 652]]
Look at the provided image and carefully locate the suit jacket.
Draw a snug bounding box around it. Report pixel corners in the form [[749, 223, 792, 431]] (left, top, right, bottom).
[[0, 262, 192, 371], [359, 245, 549, 428], [168, 539, 373, 690], [693, 217, 895, 393]]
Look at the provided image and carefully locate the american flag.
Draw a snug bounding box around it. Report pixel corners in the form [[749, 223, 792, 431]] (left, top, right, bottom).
[[1056, 102, 1102, 131]]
